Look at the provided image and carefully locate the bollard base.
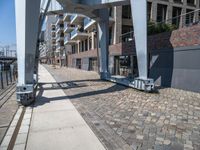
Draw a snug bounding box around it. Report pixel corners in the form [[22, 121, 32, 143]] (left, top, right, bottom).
[[16, 84, 36, 106], [134, 78, 154, 92]]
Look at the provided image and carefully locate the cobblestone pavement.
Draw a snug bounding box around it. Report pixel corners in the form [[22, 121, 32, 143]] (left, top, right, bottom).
[[0, 84, 18, 144], [44, 65, 200, 150]]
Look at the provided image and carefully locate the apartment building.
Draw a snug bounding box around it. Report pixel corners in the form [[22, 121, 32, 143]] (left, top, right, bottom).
[[39, 42, 47, 63], [62, 0, 199, 77], [44, 15, 57, 64], [43, 0, 200, 80]]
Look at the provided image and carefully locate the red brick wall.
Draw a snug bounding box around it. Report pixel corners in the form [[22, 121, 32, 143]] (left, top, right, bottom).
[[68, 24, 200, 65]]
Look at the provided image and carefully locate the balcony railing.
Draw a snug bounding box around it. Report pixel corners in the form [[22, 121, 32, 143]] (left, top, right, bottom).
[[70, 15, 76, 22], [64, 22, 76, 32], [70, 27, 79, 38], [0, 50, 17, 58], [64, 36, 70, 43], [84, 17, 92, 27], [119, 9, 200, 43]]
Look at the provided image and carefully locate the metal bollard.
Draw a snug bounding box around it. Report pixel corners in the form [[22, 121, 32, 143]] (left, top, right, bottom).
[[5, 69, 8, 86], [10, 64, 14, 83], [0, 64, 3, 89]]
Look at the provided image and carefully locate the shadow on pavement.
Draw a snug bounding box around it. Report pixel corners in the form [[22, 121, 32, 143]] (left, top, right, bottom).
[[34, 80, 128, 107]]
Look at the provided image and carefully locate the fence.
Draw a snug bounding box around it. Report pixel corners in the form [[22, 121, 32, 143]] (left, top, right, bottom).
[[0, 63, 17, 89], [119, 9, 200, 43], [0, 49, 17, 58]]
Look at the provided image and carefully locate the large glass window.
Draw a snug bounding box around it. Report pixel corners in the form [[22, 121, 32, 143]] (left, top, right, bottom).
[[109, 27, 113, 45], [89, 37, 92, 50], [147, 2, 152, 21], [172, 7, 182, 27], [157, 4, 167, 22], [122, 5, 132, 19], [186, 9, 194, 25], [187, 0, 195, 6], [85, 39, 88, 51], [76, 59, 81, 69]]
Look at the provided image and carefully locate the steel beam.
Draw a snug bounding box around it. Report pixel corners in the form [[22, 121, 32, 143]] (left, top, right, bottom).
[[15, 0, 41, 105]]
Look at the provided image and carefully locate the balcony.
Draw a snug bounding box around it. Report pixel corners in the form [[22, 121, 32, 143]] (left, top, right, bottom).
[[51, 38, 56, 45], [64, 22, 76, 33], [70, 14, 85, 25], [51, 24, 56, 31], [64, 13, 73, 22], [56, 44, 65, 52], [84, 17, 96, 30], [56, 25, 64, 34], [55, 18, 63, 26], [70, 27, 89, 40], [64, 35, 77, 45], [56, 36, 64, 42]]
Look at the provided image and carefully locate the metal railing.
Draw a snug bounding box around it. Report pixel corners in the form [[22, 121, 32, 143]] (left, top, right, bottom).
[[70, 15, 76, 22], [0, 49, 17, 58], [119, 9, 200, 43], [71, 27, 78, 38], [84, 17, 94, 27], [64, 35, 71, 43], [0, 64, 17, 89]]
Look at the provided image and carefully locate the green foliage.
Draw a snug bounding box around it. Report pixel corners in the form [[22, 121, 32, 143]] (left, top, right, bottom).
[[147, 21, 178, 35]]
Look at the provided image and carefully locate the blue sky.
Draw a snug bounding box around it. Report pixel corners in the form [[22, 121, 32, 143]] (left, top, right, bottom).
[[0, 0, 16, 46]]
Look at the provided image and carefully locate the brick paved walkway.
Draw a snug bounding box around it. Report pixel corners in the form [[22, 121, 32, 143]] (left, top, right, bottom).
[[44, 65, 200, 150]]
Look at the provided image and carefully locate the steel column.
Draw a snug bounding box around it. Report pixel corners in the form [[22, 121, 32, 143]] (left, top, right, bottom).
[[15, 0, 41, 105], [130, 0, 154, 91], [97, 8, 110, 79]]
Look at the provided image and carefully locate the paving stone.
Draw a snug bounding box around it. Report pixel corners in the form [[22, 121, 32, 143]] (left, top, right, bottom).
[[136, 135, 144, 140], [1, 135, 12, 147], [13, 143, 25, 150], [44, 65, 200, 150], [15, 133, 27, 145], [18, 125, 29, 134]]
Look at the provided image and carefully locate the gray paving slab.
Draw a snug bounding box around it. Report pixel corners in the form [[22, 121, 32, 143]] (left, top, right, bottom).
[[26, 65, 106, 150]]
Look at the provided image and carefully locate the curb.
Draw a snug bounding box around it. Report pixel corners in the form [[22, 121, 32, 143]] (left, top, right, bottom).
[[0, 106, 33, 150]]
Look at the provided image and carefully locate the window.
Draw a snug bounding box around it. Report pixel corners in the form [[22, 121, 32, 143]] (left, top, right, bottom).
[[186, 9, 194, 25], [72, 45, 75, 54], [187, 0, 195, 6], [109, 27, 113, 45], [89, 37, 92, 50], [172, 7, 182, 27], [81, 41, 84, 52], [76, 59, 81, 69], [174, 0, 183, 4], [109, 7, 113, 17], [60, 41, 64, 46], [157, 4, 167, 22], [85, 39, 88, 51], [122, 5, 132, 19], [147, 2, 152, 21], [60, 32, 64, 37]]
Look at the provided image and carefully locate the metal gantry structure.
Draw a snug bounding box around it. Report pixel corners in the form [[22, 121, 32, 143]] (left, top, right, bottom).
[[15, 0, 154, 105]]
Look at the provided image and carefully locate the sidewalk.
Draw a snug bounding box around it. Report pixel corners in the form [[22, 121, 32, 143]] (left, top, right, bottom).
[[26, 65, 106, 150]]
